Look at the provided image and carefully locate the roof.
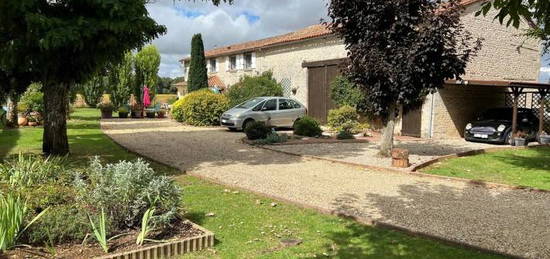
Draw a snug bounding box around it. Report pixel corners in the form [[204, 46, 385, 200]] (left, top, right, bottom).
[[208, 75, 226, 89], [446, 79, 550, 90], [180, 0, 486, 63]]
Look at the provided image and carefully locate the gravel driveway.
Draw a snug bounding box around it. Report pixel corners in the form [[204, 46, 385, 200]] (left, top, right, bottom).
[[102, 118, 550, 259], [267, 139, 495, 169]]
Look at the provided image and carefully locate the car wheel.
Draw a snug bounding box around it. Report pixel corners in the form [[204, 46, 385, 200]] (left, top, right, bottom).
[[228, 128, 237, 132], [292, 118, 300, 129], [242, 119, 254, 131]]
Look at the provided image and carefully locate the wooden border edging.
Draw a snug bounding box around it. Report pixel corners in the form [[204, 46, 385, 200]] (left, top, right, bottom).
[[93, 221, 214, 259]]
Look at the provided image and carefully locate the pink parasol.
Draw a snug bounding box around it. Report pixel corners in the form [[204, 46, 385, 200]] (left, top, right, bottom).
[[142, 86, 151, 108]]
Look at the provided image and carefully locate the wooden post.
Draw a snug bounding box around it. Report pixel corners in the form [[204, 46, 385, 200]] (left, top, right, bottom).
[[539, 89, 548, 136], [511, 87, 523, 136], [391, 148, 409, 168]]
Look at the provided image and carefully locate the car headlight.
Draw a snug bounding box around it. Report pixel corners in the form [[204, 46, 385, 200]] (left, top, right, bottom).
[[497, 124, 506, 132], [465, 123, 472, 130]]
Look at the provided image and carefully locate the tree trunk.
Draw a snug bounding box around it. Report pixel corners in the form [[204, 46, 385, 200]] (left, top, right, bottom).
[[6, 93, 18, 128], [379, 103, 397, 157], [42, 82, 70, 155]]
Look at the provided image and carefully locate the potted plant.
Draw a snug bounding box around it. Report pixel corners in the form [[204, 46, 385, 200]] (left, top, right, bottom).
[[131, 103, 143, 118], [513, 131, 528, 146], [118, 105, 130, 118], [98, 102, 114, 119], [27, 114, 39, 126], [539, 133, 550, 144], [157, 108, 167, 118], [145, 109, 156, 118]]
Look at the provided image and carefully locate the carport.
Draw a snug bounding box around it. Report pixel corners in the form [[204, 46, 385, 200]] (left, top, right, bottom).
[[446, 80, 550, 137]]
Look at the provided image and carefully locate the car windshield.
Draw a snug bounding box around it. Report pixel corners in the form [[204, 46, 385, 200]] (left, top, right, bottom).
[[236, 98, 265, 109], [480, 109, 513, 120]]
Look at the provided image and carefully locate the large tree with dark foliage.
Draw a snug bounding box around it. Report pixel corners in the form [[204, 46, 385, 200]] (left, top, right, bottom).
[[187, 34, 209, 92], [328, 0, 482, 156], [477, 0, 549, 53]]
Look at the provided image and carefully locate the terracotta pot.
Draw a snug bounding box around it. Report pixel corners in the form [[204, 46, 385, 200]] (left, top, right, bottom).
[[157, 111, 166, 118], [18, 117, 28, 126], [119, 112, 129, 119], [28, 121, 38, 127]]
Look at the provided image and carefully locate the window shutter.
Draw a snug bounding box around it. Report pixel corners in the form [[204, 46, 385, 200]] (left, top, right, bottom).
[[226, 57, 230, 71], [237, 54, 244, 70], [251, 52, 257, 69]]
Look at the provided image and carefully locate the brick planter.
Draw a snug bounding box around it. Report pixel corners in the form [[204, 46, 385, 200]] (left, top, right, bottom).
[[94, 222, 214, 259]]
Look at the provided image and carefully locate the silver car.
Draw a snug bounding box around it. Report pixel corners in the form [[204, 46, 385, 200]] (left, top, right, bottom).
[[220, 97, 307, 130]]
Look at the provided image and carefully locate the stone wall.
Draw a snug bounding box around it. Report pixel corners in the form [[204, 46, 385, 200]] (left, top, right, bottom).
[[460, 2, 540, 81], [429, 85, 508, 139]]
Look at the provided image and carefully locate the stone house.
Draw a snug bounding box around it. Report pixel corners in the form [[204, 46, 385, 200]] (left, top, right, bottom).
[[179, 0, 541, 139]]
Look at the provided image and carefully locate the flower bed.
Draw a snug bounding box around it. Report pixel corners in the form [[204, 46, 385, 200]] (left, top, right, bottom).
[[0, 154, 211, 259], [6, 220, 212, 259]]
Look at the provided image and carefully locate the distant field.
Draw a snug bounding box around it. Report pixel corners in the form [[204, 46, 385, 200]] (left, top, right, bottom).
[[155, 94, 178, 104]]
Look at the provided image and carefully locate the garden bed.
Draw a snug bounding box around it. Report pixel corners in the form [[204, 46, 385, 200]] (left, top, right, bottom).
[[5, 220, 212, 259]]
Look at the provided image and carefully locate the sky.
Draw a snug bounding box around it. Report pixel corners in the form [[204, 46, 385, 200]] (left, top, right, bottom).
[[146, 0, 329, 78], [146, 0, 550, 81]]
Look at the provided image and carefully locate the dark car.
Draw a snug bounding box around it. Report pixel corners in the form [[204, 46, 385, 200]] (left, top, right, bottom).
[[464, 107, 539, 144]]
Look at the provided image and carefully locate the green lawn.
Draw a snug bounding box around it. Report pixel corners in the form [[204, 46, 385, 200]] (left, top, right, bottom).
[[423, 147, 550, 190], [0, 108, 504, 259]]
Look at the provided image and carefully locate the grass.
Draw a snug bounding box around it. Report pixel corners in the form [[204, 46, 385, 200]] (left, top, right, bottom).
[[0, 108, 504, 259], [423, 147, 550, 190]]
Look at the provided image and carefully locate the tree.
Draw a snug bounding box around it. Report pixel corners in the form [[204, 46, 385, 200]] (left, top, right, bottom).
[[477, 0, 549, 52], [0, 0, 166, 155], [110, 52, 134, 109], [328, 0, 482, 156], [135, 45, 161, 105], [81, 75, 106, 108], [226, 71, 284, 107], [187, 34, 209, 92]]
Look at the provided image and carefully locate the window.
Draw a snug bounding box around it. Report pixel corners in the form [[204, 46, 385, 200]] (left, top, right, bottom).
[[244, 52, 253, 69], [229, 56, 237, 70], [278, 99, 293, 110], [288, 99, 301, 109], [209, 59, 217, 72], [262, 99, 277, 111]]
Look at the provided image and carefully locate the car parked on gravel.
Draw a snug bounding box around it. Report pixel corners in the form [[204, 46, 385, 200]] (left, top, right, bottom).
[[220, 97, 306, 131], [464, 107, 539, 144]]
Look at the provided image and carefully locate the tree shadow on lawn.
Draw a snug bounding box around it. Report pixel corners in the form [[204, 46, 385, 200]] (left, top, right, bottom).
[[489, 146, 550, 172], [0, 128, 21, 160], [326, 182, 550, 259]]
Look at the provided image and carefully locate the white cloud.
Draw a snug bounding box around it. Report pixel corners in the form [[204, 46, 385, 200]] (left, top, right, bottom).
[[146, 0, 329, 78]]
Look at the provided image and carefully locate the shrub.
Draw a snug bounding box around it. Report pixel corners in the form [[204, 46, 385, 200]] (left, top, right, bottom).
[[74, 158, 182, 229], [244, 121, 271, 140], [331, 76, 367, 112], [25, 205, 90, 246], [255, 132, 288, 145], [226, 71, 283, 107], [18, 83, 44, 115], [336, 130, 355, 140], [327, 105, 359, 132], [293, 116, 322, 137], [0, 154, 70, 188], [170, 89, 229, 126]]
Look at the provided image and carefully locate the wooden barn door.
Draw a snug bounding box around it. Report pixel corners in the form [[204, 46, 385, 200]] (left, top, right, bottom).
[[401, 107, 422, 137], [306, 63, 340, 123]]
